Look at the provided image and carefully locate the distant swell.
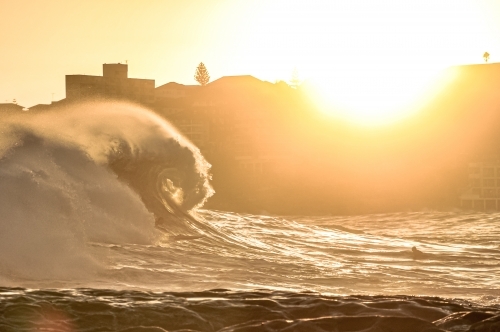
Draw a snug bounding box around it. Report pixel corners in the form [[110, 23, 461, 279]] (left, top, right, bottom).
[[0, 101, 213, 280]]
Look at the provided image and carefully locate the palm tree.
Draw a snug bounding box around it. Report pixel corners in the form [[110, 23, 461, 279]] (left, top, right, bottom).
[[484, 52, 490, 63]]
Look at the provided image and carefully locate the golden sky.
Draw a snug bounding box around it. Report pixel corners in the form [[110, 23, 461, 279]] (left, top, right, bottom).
[[1, 0, 500, 113]]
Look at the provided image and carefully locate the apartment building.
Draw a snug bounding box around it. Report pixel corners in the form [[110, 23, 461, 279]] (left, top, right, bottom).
[[460, 162, 500, 210]]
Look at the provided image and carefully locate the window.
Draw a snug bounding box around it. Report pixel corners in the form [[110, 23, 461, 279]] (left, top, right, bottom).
[[483, 167, 495, 177], [469, 167, 479, 174], [484, 188, 496, 198], [470, 179, 480, 187], [483, 179, 495, 187]]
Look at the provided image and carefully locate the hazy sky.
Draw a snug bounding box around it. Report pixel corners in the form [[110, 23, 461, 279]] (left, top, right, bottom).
[[2, 0, 500, 108]]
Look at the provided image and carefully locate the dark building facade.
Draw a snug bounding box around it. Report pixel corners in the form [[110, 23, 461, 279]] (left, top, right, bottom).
[[65, 63, 155, 105]]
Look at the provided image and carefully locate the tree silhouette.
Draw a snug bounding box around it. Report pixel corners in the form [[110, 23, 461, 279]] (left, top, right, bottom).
[[484, 52, 490, 63], [194, 62, 210, 86]]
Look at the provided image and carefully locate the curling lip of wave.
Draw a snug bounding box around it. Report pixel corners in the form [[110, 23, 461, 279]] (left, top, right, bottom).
[[0, 101, 214, 280]]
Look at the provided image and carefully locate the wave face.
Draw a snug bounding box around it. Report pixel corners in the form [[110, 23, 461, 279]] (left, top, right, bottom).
[[0, 101, 213, 281]]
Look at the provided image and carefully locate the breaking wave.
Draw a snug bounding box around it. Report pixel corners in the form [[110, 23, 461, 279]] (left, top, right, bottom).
[[0, 101, 213, 280]]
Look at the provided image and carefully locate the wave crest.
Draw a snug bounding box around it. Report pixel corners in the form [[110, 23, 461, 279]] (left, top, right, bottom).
[[0, 101, 213, 280]]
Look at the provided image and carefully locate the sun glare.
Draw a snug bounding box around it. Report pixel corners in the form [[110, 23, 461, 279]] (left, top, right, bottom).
[[311, 65, 442, 126], [235, 0, 488, 125]]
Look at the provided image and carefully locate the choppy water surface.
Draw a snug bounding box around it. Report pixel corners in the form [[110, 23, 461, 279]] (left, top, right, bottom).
[[4, 210, 499, 300], [2, 287, 499, 332], [96, 209, 500, 299]]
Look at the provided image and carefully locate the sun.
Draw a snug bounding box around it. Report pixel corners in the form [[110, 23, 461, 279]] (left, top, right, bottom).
[[230, 0, 487, 126], [310, 64, 440, 126]]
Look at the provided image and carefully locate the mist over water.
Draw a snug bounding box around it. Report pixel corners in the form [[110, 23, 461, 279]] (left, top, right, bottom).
[[1, 102, 500, 331], [0, 101, 213, 281]]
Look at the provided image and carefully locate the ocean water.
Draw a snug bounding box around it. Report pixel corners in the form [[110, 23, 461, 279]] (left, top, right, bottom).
[[1, 102, 499, 331]]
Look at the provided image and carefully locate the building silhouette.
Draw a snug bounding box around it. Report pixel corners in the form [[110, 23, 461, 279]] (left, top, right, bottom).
[[0, 103, 24, 113], [154, 75, 294, 164], [65, 63, 155, 106]]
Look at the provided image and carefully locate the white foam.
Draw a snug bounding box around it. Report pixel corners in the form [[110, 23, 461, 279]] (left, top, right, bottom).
[[0, 101, 213, 281]]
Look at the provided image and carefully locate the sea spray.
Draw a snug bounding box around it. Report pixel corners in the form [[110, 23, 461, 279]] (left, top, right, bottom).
[[0, 101, 213, 280]]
